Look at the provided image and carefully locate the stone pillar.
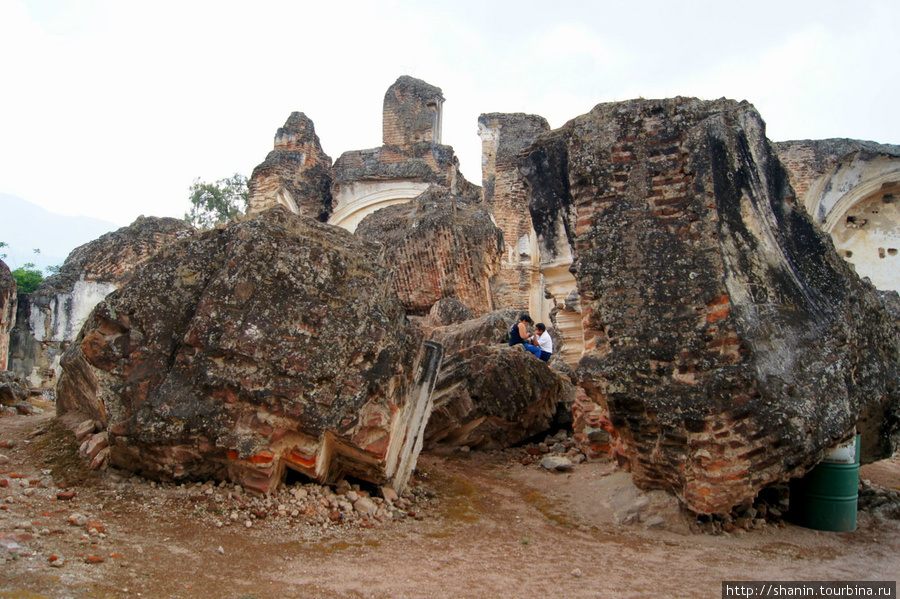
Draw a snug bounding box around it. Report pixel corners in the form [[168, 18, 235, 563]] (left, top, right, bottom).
[[247, 112, 334, 221], [382, 76, 445, 147], [0, 261, 16, 371], [478, 113, 551, 319]]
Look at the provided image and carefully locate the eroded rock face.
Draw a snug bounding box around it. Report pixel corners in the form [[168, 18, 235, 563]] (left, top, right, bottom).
[[56, 207, 442, 494], [425, 343, 573, 450], [356, 188, 503, 316], [247, 112, 334, 221], [8, 217, 194, 387], [521, 97, 900, 514], [0, 260, 15, 371], [422, 309, 575, 450]]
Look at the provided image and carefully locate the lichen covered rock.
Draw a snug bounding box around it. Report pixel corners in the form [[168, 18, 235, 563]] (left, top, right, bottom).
[[521, 97, 900, 514], [8, 216, 194, 387], [57, 207, 442, 493], [425, 343, 573, 450]]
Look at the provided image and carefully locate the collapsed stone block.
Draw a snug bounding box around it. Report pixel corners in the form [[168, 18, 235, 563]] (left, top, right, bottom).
[[56, 207, 443, 494], [422, 310, 576, 450], [521, 97, 900, 514]]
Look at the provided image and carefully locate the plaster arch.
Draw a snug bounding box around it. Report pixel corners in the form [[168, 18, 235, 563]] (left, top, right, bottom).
[[804, 153, 900, 291], [328, 180, 432, 232]]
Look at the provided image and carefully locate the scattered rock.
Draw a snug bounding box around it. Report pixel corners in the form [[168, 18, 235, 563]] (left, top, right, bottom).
[[540, 456, 574, 472], [353, 497, 377, 516]]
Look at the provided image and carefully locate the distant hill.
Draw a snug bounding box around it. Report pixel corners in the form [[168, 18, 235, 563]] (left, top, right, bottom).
[[0, 193, 120, 273]]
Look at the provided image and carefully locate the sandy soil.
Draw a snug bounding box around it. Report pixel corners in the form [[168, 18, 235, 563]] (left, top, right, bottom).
[[1, 407, 898, 599]]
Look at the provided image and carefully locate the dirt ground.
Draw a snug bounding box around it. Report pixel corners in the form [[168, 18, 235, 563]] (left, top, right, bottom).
[[1, 406, 898, 599]]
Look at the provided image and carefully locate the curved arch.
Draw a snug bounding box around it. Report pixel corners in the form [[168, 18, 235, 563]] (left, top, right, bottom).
[[804, 155, 900, 291], [328, 181, 431, 232]]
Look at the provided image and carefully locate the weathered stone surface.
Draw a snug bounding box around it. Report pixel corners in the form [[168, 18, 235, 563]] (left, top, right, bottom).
[[382, 76, 445, 147], [247, 112, 333, 221], [425, 309, 520, 355], [56, 206, 442, 494], [0, 371, 29, 407], [356, 187, 503, 316], [0, 260, 15, 371], [521, 97, 900, 514], [8, 216, 194, 387], [424, 342, 574, 450], [420, 298, 475, 329], [774, 139, 900, 210]]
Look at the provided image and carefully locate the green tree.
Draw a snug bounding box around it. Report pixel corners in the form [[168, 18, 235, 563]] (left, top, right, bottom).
[[11, 262, 43, 293], [0, 241, 7, 260], [184, 173, 249, 229]]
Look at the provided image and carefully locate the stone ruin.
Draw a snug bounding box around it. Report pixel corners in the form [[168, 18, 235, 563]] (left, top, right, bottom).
[[775, 139, 900, 292], [0, 260, 15, 372], [6, 75, 894, 515], [8, 216, 194, 388]]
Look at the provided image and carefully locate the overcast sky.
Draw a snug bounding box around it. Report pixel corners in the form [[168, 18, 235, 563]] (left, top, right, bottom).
[[1, 0, 898, 227]]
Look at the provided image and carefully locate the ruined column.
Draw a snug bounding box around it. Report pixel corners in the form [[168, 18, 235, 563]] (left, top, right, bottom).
[[247, 112, 334, 221], [0, 260, 15, 371], [382, 75, 444, 147], [478, 114, 551, 319]]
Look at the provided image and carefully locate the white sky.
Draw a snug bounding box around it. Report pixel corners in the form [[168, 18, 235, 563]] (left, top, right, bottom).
[[1, 0, 898, 227]]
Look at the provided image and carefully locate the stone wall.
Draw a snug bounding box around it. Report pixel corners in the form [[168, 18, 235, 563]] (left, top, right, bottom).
[[775, 140, 900, 292], [478, 113, 552, 322], [356, 187, 503, 316], [0, 260, 15, 371], [382, 76, 444, 147]]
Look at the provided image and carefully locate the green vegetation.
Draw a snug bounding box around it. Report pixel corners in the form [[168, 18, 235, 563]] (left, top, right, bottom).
[[11, 262, 43, 292], [1, 243, 60, 291], [184, 173, 249, 229]]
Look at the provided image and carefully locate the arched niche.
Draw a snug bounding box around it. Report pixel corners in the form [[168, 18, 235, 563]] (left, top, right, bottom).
[[805, 153, 900, 291]]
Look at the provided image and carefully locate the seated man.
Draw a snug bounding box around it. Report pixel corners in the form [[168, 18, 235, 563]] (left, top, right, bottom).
[[532, 322, 553, 362]]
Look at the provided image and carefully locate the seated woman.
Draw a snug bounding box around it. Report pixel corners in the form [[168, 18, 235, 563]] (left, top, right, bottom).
[[508, 313, 541, 358]]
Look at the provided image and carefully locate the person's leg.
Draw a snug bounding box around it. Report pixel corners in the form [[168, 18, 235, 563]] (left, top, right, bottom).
[[522, 343, 541, 358], [539, 351, 551, 362]]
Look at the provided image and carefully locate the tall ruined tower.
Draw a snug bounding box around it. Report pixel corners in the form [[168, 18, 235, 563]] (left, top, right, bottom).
[[382, 76, 444, 147]]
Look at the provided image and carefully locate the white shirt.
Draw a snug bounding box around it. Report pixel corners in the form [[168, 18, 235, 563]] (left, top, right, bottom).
[[535, 331, 553, 354]]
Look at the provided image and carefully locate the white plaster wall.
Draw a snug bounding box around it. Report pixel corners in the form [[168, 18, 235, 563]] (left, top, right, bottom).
[[29, 279, 118, 343]]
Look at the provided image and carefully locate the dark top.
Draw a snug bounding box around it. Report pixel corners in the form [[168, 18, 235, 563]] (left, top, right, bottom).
[[509, 322, 526, 346]]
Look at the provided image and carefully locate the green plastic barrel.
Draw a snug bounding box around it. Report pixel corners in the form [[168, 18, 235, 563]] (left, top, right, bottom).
[[789, 435, 860, 532]]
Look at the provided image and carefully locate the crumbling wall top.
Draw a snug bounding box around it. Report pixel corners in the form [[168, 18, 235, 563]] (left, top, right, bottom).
[[383, 76, 445, 147]]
